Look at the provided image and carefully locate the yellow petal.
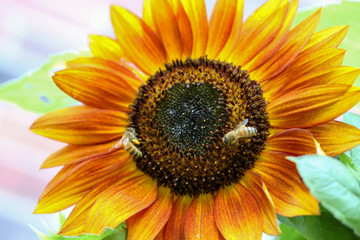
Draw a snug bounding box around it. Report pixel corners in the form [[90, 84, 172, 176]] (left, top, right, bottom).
[[88, 35, 124, 62]]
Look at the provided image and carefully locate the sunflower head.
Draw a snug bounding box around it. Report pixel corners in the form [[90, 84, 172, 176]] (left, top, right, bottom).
[[31, 0, 360, 239]]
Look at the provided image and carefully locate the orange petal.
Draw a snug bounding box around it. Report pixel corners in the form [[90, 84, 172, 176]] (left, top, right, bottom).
[[229, 0, 288, 66], [241, 171, 280, 236], [167, 0, 193, 58], [206, 0, 244, 59], [301, 25, 349, 55], [267, 85, 360, 128], [41, 140, 120, 168], [127, 187, 173, 240], [66, 57, 143, 89], [269, 66, 360, 102], [251, 8, 322, 81], [265, 129, 316, 156], [154, 228, 164, 240], [262, 48, 346, 100], [34, 153, 130, 214], [184, 194, 223, 240], [143, 0, 160, 36], [180, 0, 208, 58], [59, 161, 140, 235], [30, 106, 127, 144], [214, 183, 262, 240], [163, 195, 192, 240], [148, 0, 183, 60], [308, 120, 360, 157], [88, 35, 124, 62], [53, 67, 136, 111], [111, 5, 167, 75], [253, 150, 319, 217], [84, 174, 158, 235]]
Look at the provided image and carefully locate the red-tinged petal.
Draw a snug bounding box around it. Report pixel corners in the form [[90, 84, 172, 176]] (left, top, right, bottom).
[[301, 26, 349, 55], [262, 48, 346, 100], [34, 153, 130, 214], [251, 8, 322, 81], [59, 161, 141, 235], [206, 0, 244, 59], [149, 0, 183, 60], [244, 0, 299, 72], [30, 106, 127, 145], [265, 129, 316, 156], [229, 0, 287, 66], [184, 194, 223, 240], [127, 187, 173, 240], [267, 85, 360, 128], [253, 151, 319, 216], [180, 0, 208, 58], [111, 5, 167, 75], [163, 195, 192, 240], [41, 140, 121, 169], [84, 174, 158, 235], [308, 120, 360, 157], [214, 183, 262, 240], [66, 57, 143, 88], [154, 228, 164, 240], [88, 35, 124, 62], [241, 171, 280, 236], [269, 66, 360, 102], [215, 0, 244, 60], [167, 0, 193, 58], [53, 67, 136, 111]]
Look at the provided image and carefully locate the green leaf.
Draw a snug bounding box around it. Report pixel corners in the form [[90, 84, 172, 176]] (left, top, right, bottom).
[[288, 155, 360, 236], [278, 223, 306, 240], [0, 51, 90, 114], [278, 207, 360, 240], [294, 1, 360, 84]]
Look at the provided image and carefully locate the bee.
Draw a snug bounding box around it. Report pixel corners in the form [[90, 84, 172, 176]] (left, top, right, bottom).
[[109, 128, 143, 158], [222, 119, 257, 145]]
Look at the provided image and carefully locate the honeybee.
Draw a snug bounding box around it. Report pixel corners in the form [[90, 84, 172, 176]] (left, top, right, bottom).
[[109, 128, 143, 158], [222, 119, 257, 145]]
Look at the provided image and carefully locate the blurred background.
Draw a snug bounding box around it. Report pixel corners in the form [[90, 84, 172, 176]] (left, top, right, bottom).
[[0, 0, 351, 239]]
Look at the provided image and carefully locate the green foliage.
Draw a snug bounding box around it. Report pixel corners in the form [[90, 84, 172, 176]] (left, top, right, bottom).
[[0, 52, 88, 113], [278, 206, 360, 240], [293, 1, 360, 84], [288, 155, 360, 237], [278, 223, 306, 240]]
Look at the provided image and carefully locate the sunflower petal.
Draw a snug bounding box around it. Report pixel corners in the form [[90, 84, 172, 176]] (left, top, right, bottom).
[[254, 151, 319, 216], [88, 35, 124, 62], [262, 48, 346, 100], [167, 0, 193, 58], [34, 153, 130, 214], [230, 0, 288, 66], [251, 8, 322, 81], [66, 57, 143, 88], [127, 187, 173, 240], [308, 120, 360, 157], [111, 5, 167, 75], [301, 25, 349, 55], [143, 0, 159, 36], [163, 195, 192, 240], [269, 66, 360, 102], [267, 85, 360, 128], [206, 0, 244, 59], [241, 171, 280, 235], [30, 106, 127, 144], [84, 175, 158, 235], [244, 0, 299, 72], [59, 161, 140, 235], [184, 194, 222, 240], [214, 183, 262, 240], [265, 129, 316, 156], [53, 67, 136, 111], [180, 0, 208, 58]]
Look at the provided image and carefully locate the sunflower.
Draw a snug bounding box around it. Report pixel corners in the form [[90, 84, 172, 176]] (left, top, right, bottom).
[[31, 0, 360, 239]]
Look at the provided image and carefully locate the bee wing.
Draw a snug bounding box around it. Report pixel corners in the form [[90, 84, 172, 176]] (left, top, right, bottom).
[[233, 119, 248, 131], [109, 132, 128, 152]]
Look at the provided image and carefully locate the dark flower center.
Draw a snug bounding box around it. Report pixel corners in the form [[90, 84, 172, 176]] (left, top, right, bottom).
[[129, 56, 270, 196]]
